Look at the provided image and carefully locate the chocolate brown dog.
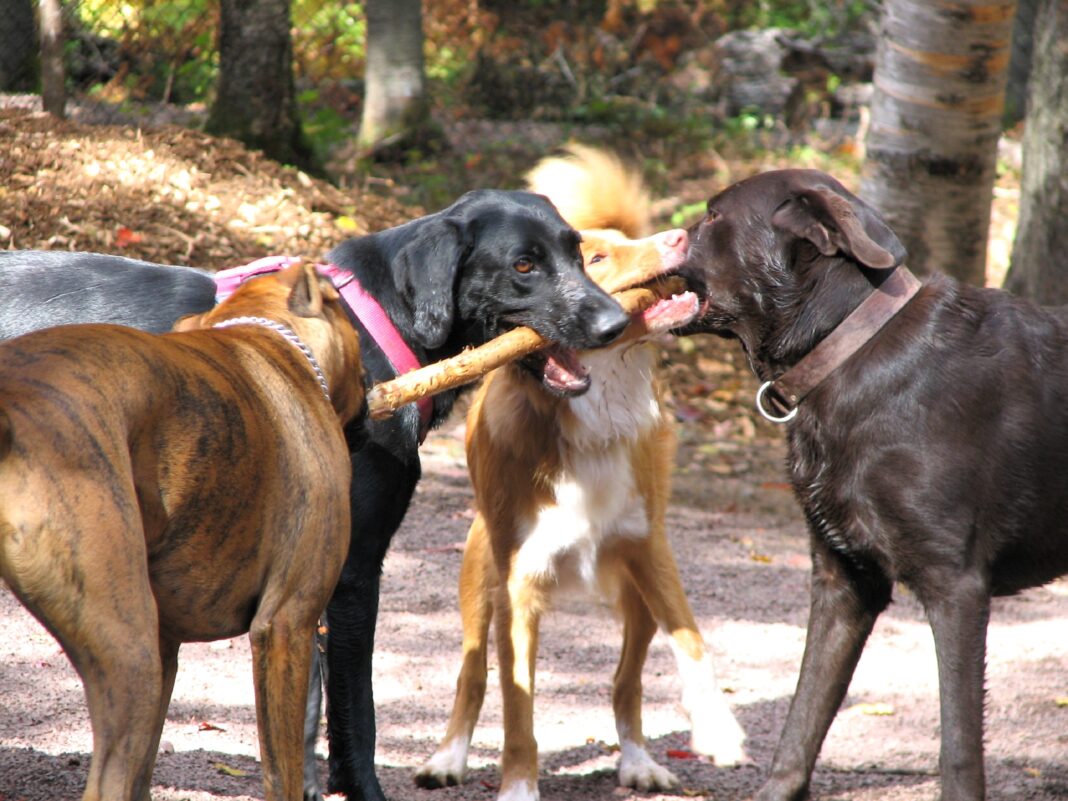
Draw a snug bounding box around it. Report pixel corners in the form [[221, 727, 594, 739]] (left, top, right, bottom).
[[679, 168, 1068, 801], [0, 262, 364, 801]]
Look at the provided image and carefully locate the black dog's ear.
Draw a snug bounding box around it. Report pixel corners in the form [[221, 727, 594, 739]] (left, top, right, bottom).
[[772, 186, 906, 270], [394, 217, 465, 350]]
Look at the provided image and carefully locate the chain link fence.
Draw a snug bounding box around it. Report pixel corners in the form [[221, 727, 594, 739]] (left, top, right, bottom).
[[0, 1, 366, 127]]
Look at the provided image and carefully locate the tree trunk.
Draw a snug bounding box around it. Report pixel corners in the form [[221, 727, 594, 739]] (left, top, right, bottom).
[[861, 0, 1017, 284], [357, 0, 429, 153], [0, 0, 37, 92], [39, 0, 66, 118], [1004, 0, 1039, 126], [206, 0, 315, 171], [1002, 0, 1068, 303]]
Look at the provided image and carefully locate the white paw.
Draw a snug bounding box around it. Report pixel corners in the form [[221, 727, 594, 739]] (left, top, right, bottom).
[[689, 697, 750, 766], [497, 778, 539, 801], [414, 738, 469, 789], [618, 740, 680, 792]]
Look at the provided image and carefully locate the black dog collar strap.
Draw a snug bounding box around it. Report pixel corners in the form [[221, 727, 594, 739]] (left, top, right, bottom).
[[757, 266, 923, 423]]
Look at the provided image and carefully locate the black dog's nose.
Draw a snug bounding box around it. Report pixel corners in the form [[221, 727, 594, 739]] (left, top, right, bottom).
[[586, 301, 629, 347]]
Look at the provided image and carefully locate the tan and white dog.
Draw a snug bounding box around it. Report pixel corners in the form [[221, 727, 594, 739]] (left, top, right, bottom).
[[416, 145, 748, 800]]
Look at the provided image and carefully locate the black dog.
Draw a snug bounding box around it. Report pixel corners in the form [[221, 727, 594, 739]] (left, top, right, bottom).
[[0, 189, 628, 801], [679, 168, 1068, 801]]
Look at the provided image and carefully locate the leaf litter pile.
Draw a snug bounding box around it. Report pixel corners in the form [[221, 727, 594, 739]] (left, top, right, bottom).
[[0, 109, 414, 266], [3, 108, 1068, 801]]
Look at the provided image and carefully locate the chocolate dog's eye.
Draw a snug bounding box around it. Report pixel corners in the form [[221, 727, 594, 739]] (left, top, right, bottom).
[[588, 254, 605, 265], [513, 258, 534, 274], [706, 209, 722, 222]]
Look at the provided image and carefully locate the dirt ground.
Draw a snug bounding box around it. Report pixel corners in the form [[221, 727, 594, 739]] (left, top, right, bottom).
[[2, 108, 1067, 801]]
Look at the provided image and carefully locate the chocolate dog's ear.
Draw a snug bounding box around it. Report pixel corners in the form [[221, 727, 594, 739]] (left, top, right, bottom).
[[772, 186, 906, 270], [285, 262, 340, 318], [394, 217, 465, 350]]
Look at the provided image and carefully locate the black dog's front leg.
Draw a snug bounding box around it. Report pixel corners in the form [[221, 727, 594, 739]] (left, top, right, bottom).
[[922, 570, 991, 801], [304, 624, 328, 801], [757, 538, 892, 801], [324, 437, 419, 801], [326, 566, 385, 801]]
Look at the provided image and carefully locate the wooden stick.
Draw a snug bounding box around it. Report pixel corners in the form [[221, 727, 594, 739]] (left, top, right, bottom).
[[367, 277, 687, 419]]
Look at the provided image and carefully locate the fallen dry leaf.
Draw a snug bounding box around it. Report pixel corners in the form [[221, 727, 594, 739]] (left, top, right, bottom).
[[213, 761, 249, 777], [847, 702, 895, 717]]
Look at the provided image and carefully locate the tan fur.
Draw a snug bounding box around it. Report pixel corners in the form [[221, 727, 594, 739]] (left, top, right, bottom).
[[0, 262, 363, 801], [525, 143, 650, 238], [417, 150, 747, 800]]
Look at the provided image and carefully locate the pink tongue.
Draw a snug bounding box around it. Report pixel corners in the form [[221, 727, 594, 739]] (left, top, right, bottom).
[[641, 291, 700, 332], [543, 345, 590, 394]]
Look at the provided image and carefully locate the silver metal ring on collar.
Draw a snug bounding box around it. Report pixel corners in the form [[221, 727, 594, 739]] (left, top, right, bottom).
[[755, 381, 798, 424]]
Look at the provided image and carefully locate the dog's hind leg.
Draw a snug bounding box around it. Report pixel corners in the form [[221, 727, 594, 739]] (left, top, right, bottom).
[[303, 631, 327, 801], [756, 538, 891, 801], [613, 576, 681, 791], [250, 600, 319, 801], [617, 538, 749, 766], [132, 636, 180, 801], [923, 570, 991, 801], [6, 521, 166, 801], [415, 514, 496, 789], [495, 564, 548, 801]]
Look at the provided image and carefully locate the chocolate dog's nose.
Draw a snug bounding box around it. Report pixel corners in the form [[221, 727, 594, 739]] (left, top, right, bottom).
[[586, 300, 629, 347]]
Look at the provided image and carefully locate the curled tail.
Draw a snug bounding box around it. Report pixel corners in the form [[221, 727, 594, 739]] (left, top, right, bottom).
[[525, 143, 651, 238]]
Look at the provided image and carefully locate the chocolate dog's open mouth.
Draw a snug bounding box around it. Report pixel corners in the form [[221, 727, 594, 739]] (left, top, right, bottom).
[[522, 343, 591, 396], [640, 289, 700, 333]]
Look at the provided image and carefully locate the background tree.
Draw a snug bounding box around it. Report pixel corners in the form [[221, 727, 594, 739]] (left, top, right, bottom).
[[206, 0, 315, 171], [357, 0, 432, 155], [38, 0, 65, 117], [861, 0, 1017, 284], [1002, 0, 1068, 302], [1004, 0, 1039, 126], [0, 0, 36, 92]]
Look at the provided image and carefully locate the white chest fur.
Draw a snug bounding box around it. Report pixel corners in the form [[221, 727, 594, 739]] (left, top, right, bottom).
[[512, 344, 662, 592]]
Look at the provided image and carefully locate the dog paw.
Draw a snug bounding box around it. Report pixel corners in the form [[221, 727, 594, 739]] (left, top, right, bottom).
[[618, 741, 680, 792], [414, 741, 468, 789], [496, 779, 540, 801], [689, 714, 751, 766]]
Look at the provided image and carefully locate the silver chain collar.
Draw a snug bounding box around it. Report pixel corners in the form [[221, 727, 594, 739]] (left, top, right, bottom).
[[212, 316, 331, 403]]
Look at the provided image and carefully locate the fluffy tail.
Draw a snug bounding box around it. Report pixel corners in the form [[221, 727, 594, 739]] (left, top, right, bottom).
[[525, 143, 651, 238]]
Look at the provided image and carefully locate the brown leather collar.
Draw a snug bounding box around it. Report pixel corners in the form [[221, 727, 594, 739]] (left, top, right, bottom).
[[756, 266, 923, 423]]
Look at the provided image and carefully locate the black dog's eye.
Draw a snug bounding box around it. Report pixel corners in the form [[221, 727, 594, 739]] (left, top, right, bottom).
[[588, 254, 606, 265], [513, 257, 534, 274], [706, 208, 722, 223]]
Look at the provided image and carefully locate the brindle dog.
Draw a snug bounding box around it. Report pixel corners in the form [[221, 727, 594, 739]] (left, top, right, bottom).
[[0, 262, 364, 801]]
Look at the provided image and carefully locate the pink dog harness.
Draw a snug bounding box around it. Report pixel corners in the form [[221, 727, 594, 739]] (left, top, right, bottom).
[[214, 256, 433, 440]]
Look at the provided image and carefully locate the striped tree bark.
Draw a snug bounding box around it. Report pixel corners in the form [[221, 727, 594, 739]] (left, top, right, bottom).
[[1002, 0, 1068, 303], [861, 0, 1017, 284]]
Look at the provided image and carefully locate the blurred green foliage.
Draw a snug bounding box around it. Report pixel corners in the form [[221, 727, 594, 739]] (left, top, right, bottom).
[[731, 0, 875, 39]]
